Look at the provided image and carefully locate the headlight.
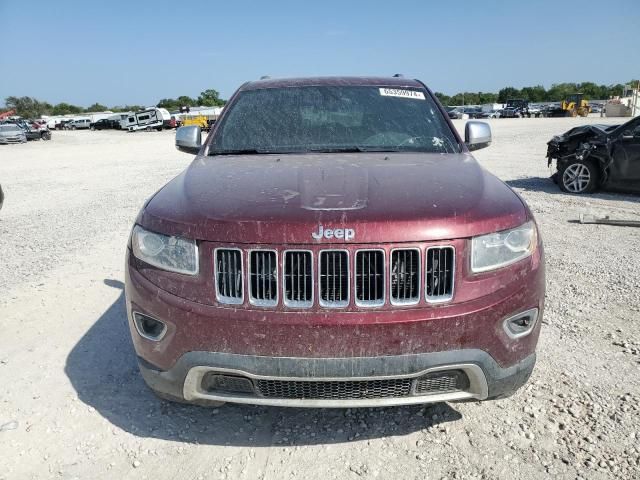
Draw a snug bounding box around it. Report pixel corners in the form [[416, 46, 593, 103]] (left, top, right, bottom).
[[471, 221, 537, 273], [131, 225, 198, 275]]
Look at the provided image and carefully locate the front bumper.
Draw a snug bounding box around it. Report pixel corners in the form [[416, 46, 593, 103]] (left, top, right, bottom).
[[139, 350, 536, 408], [0, 136, 26, 144], [126, 242, 544, 407]]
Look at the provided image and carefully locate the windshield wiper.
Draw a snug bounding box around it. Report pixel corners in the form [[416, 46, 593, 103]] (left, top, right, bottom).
[[209, 148, 274, 156], [209, 146, 435, 155], [305, 147, 366, 153], [305, 146, 422, 153], [356, 146, 436, 153], [211, 147, 370, 155]]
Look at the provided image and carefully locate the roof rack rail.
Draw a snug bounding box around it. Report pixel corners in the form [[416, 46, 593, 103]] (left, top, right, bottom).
[[260, 75, 271, 80]]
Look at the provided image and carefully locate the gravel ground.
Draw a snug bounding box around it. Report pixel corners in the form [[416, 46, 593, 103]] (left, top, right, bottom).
[[0, 118, 639, 480]]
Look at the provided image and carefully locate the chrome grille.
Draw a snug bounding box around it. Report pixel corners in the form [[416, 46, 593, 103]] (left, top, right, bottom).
[[215, 248, 243, 304], [391, 249, 420, 305], [249, 250, 277, 306], [355, 250, 384, 306], [426, 246, 455, 302], [212, 244, 455, 308], [319, 251, 349, 307], [256, 378, 412, 399], [284, 251, 313, 307]]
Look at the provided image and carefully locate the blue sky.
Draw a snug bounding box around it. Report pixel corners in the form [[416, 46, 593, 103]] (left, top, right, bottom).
[[1, 0, 638, 107]]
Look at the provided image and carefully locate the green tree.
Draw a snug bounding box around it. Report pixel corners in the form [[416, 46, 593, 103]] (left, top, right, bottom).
[[478, 92, 499, 104], [176, 95, 196, 107], [157, 89, 225, 110], [547, 83, 577, 101], [433, 92, 451, 106], [197, 89, 225, 106], [52, 103, 83, 115], [520, 85, 547, 102], [86, 102, 108, 112], [497, 87, 522, 103], [449, 93, 463, 105], [157, 96, 196, 110], [608, 83, 626, 98], [157, 98, 178, 109], [4, 96, 52, 118], [462, 92, 479, 105]]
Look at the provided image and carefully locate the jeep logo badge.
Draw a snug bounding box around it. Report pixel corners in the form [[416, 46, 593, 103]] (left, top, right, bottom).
[[312, 225, 355, 241]]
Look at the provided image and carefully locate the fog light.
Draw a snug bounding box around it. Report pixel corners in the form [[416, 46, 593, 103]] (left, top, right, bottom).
[[133, 312, 167, 341], [503, 308, 538, 339]]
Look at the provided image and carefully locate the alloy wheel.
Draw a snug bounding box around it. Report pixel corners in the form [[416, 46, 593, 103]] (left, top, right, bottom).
[[562, 164, 591, 193]]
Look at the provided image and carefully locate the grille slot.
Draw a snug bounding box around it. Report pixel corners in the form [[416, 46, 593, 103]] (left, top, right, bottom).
[[425, 246, 455, 302], [202, 373, 255, 394], [284, 251, 313, 307], [414, 370, 469, 395], [249, 250, 278, 306], [319, 251, 349, 307], [215, 249, 243, 304], [355, 250, 385, 306], [391, 249, 420, 305], [256, 378, 412, 399]]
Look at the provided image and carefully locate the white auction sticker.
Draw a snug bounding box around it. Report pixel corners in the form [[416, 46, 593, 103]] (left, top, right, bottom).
[[379, 88, 425, 100]]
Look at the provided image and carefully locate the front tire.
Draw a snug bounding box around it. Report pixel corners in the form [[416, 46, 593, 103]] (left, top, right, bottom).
[[559, 160, 599, 194]]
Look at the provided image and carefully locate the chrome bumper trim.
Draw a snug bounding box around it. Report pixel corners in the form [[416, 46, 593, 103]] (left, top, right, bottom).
[[182, 363, 488, 408]]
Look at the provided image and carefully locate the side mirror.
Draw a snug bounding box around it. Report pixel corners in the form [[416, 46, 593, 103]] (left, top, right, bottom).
[[465, 121, 492, 151], [175, 126, 202, 154]]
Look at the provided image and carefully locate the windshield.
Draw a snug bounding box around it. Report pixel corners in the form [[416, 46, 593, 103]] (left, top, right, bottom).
[[0, 125, 20, 132], [210, 85, 460, 155], [617, 116, 640, 134]]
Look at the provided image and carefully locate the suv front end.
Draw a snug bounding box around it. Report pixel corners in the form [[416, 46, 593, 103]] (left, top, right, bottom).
[[125, 77, 545, 408]]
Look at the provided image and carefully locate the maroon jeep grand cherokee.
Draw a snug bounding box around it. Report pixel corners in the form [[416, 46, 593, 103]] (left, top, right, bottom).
[[125, 77, 544, 408]]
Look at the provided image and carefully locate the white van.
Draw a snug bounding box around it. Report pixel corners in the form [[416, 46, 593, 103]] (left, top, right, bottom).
[[110, 113, 129, 130], [67, 118, 91, 130]]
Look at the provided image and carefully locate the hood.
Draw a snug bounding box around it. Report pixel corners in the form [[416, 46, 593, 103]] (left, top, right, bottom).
[[549, 124, 618, 146], [0, 129, 24, 137], [141, 152, 527, 244]]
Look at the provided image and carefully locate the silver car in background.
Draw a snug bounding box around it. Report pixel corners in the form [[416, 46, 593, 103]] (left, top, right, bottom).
[[0, 124, 27, 144]]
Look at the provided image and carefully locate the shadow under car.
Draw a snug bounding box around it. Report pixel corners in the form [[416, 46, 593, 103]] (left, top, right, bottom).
[[64, 279, 463, 446]]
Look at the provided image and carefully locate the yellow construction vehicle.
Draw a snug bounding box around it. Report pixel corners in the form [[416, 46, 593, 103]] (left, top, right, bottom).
[[181, 114, 209, 130], [561, 93, 591, 117], [180, 113, 219, 131], [545, 93, 591, 117]]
